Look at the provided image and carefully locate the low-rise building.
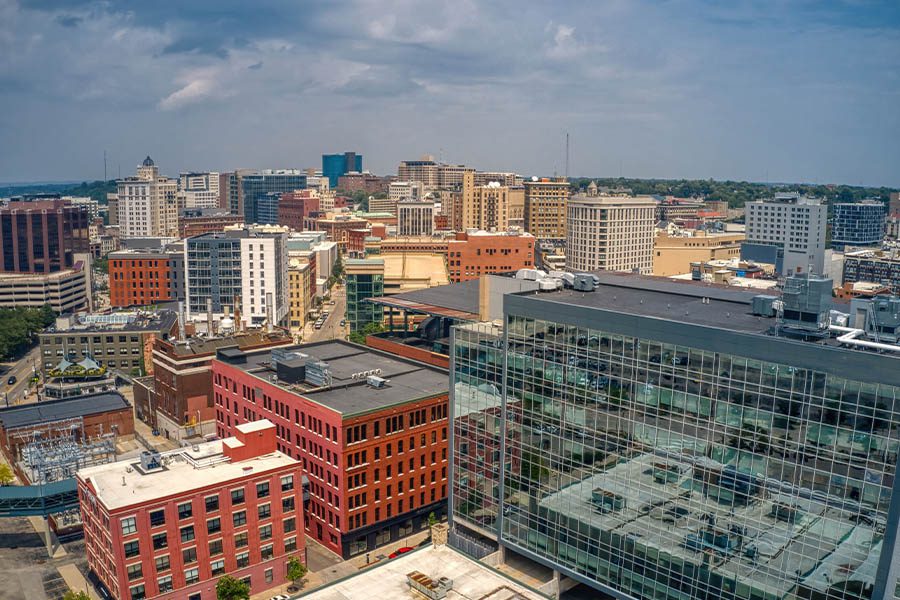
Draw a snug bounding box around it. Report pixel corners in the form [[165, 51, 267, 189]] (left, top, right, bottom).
[[277, 190, 321, 231], [336, 173, 391, 195], [843, 249, 900, 293], [0, 258, 92, 313], [314, 215, 369, 250], [652, 230, 745, 276], [108, 245, 185, 308], [77, 420, 304, 600], [178, 208, 243, 238], [446, 230, 534, 282], [212, 341, 449, 558]]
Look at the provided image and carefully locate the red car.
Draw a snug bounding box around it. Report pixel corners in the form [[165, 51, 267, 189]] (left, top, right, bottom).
[[388, 547, 414, 559]]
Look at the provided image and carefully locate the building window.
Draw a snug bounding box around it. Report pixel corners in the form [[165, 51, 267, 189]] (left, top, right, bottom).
[[207, 517, 221, 534], [261, 545, 274, 560], [234, 532, 249, 548], [205, 495, 220, 513], [152, 533, 167, 550], [284, 537, 297, 553], [281, 475, 294, 491], [233, 511, 247, 527], [209, 539, 223, 556], [259, 524, 273, 541], [177, 502, 192, 520], [236, 552, 250, 569], [258, 503, 271, 520], [211, 559, 226, 576], [121, 516, 137, 536], [231, 488, 245, 505], [182, 547, 197, 564], [256, 481, 270, 498], [123, 540, 140, 559], [157, 575, 173, 594], [184, 568, 200, 585], [149, 509, 165, 527], [154, 555, 170, 572], [129, 584, 146, 600], [180, 526, 195, 543], [126, 563, 143, 581], [282, 496, 295, 513]]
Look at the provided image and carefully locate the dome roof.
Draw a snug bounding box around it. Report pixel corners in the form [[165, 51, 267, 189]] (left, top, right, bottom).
[[142, 155, 155, 167]]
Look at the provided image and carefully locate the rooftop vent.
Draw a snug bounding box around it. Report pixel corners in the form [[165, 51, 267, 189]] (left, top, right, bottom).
[[138, 450, 163, 473], [407, 571, 453, 600], [367, 375, 389, 388]]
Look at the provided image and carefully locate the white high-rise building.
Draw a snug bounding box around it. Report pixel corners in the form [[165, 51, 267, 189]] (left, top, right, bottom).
[[745, 194, 827, 276], [566, 195, 656, 274], [397, 199, 435, 236], [178, 171, 221, 210], [117, 156, 179, 238]]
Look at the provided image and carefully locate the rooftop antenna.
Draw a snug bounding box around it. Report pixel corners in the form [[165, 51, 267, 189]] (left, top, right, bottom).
[[104, 150, 107, 182], [565, 132, 570, 181]]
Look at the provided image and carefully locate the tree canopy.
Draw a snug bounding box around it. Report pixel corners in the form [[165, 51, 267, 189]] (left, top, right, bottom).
[[0, 305, 56, 360], [215, 575, 250, 600]]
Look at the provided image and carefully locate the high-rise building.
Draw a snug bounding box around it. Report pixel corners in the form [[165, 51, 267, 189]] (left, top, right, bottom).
[[345, 259, 385, 332], [832, 200, 886, 248], [322, 152, 363, 188], [0, 198, 90, 273], [460, 171, 514, 231], [386, 180, 426, 209], [397, 199, 435, 236], [277, 190, 322, 232], [212, 340, 449, 559], [178, 171, 221, 210], [238, 170, 307, 225], [77, 420, 304, 600], [524, 178, 569, 239], [108, 244, 185, 308], [744, 194, 827, 276], [566, 195, 656, 273], [185, 226, 289, 328], [117, 156, 179, 238], [451, 272, 900, 600]]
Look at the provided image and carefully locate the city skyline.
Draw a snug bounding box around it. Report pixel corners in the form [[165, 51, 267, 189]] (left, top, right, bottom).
[[1, 1, 898, 186]]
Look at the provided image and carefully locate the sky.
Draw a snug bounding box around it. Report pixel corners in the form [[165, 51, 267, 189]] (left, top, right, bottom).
[[0, 0, 898, 186]]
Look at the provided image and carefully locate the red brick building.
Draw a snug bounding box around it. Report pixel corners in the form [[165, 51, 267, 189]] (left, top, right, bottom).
[[336, 173, 390, 195], [212, 340, 449, 558], [179, 210, 244, 238], [278, 191, 321, 231], [78, 420, 304, 600], [446, 230, 535, 282], [314, 216, 369, 250], [109, 250, 179, 308]]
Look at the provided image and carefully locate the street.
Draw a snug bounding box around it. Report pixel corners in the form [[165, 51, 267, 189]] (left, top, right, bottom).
[[0, 345, 42, 407], [303, 284, 349, 343]]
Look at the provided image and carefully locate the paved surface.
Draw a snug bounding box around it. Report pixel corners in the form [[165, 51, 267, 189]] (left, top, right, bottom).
[[303, 285, 348, 343], [0, 345, 42, 406]]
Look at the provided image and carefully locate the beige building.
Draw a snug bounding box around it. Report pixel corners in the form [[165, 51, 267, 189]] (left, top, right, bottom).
[[524, 178, 570, 239], [117, 156, 178, 238], [397, 199, 435, 236], [653, 230, 745, 276], [566, 195, 656, 274], [287, 259, 314, 336], [459, 171, 515, 231]]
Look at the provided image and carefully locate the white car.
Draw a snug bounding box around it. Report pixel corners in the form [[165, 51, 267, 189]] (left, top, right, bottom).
[[270, 595, 291, 600]]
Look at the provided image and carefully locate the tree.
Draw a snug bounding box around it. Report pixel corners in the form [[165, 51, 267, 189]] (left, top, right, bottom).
[[331, 254, 344, 279], [427, 511, 438, 527], [94, 257, 109, 274], [348, 321, 385, 344], [0, 463, 13, 486], [216, 575, 250, 600], [286, 556, 308, 590], [62, 592, 91, 600]]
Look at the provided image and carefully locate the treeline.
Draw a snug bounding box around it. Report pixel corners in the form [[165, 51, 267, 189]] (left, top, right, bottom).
[[0, 180, 117, 204], [0, 306, 55, 360], [569, 178, 897, 209]]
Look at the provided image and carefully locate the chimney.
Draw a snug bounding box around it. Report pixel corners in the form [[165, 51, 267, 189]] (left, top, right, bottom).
[[479, 274, 491, 321], [206, 297, 214, 335], [266, 292, 274, 333], [177, 301, 186, 342], [233, 295, 242, 332]]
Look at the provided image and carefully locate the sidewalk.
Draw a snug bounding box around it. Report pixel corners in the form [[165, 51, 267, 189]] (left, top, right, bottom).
[[57, 564, 102, 600]]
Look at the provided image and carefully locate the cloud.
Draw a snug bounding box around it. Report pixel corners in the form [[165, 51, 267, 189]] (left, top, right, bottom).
[[158, 78, 216, 110], [545, 23, 581, 59]]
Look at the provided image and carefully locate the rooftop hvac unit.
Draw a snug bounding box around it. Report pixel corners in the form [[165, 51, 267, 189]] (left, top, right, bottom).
[[367, 375, 389, 388]]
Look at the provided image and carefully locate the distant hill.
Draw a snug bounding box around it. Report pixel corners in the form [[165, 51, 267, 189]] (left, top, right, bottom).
[[569, 177, 898, 209], [0, 180, 117, 204]]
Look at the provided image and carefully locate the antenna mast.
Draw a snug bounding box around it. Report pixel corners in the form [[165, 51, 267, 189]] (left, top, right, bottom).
[[104, 150, 107, 181], [565, 132, 570, 180]]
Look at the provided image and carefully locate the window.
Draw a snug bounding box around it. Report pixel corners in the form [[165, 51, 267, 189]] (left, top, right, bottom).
[[231, 488, 245, 505], [209, 539, 223, 556], [121, 516, 137, 535], [149, 509, 165, 527], [206, 517, 221, 534], [205, 495, 220, 512], [258, 503, 271, 520], [152, 533, 167, 550], [285, 537, 297, 553], [260, 524, 273, 540], [281, 475, 294, 491], [284, 517, 296, 533], [256, 481, 270, 498], [236, 552, 250, 569], [261, 544, 274, 560], [157, 575, 173, 594], [233, 511, 247, 527], [154, 555, 170, 572], [282, 496, 295, 513], [182, 547, 197, 564], [126, 563, 143, 581], [177, 502, 192, 520], [180, 526, 195, 543], [124, 540, 140, 558], [188, 595, 201, 600], [185, 568, 199, 585], [129, 584, 146, 600], [234, 531, 249, 548], [211, 559, 226, 576]]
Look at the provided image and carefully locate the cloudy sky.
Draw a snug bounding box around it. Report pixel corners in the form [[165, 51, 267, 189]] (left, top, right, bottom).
[[1, 0, 898, 186]]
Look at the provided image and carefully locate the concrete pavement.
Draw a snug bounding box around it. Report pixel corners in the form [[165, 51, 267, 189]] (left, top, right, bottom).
[[0, 345, 42, 407]]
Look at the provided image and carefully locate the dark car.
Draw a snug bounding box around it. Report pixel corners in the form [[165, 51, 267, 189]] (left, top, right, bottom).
[[388, 547, 414, 558], [7, 376, 16, 386]]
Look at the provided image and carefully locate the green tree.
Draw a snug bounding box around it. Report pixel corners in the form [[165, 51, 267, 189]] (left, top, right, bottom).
[[348, 321, 385, 344], [427, 511, 438, 527], [62, 591, 91, 600], [286, 556, 308, 589], [0, 463, 14, 486], [215, 575, 250, 600], [331, 254, 344, 279], [94, 257, 109, 274]]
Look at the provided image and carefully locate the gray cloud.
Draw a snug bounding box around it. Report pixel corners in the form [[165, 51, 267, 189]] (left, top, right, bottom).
[[0, 0, 898, 186]]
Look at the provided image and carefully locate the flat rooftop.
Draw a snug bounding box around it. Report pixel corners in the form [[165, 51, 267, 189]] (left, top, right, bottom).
[[41, 310, 177, 334], [299, 544, 546, 600], [78, 437, 296, 510], [221, 340, 449, 416], [161, 330, 293, 357], [0, 392, 130, 430]]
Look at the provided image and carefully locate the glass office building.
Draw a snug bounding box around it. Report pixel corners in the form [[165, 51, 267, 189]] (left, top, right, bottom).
[[322, 152, 363, 188], [832, 201, 886, 248], [451, 274, 900, 600], [344, 258, 384, 332]]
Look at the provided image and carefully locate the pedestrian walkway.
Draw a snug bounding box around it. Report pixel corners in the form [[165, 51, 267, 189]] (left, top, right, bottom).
[[57, 564, 102, 600]]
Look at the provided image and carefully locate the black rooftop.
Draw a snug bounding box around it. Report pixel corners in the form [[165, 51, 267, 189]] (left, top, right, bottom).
[[0, 392, 130, 430]]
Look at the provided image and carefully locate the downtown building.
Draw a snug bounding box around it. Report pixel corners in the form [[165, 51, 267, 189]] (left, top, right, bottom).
[[322, 152, 363, 188], [237, 170, 307, 225], [832, 200, 886, 249], [743, 194, 827, 276], [566, 194, 656, 274], [524, 178, 570, 240], [77, 420, 304, 600], [450, 272, 900, 600], [108, 243, 185, 308], [212, 340, 450, 558], [117, 157, 180, 238], [178, 172, 221, 211]]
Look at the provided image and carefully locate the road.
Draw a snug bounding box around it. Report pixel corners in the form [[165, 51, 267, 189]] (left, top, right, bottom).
[[0, 345, 42, 407], [304, 284, 349, 343]]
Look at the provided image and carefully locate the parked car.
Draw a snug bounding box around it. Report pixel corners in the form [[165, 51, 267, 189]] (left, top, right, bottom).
[[340, 319, 346, 326], [7, 376, 16, 386], [389, 546, 414, 558], [270, 595, 291, 600]]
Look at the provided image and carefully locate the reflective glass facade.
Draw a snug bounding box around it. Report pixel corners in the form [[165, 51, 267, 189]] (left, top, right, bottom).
[[451, 300, 900, 600]]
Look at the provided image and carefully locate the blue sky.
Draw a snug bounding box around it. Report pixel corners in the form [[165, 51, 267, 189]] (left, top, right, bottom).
[[0, 0, 898, 186]]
